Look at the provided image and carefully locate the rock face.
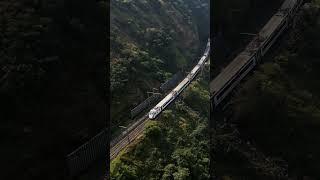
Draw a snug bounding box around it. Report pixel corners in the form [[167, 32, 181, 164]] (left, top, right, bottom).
[[110, 0, 210, 131]]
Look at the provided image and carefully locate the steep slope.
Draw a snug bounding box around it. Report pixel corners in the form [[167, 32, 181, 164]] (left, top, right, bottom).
[[110, 0, 209, 133], [111, 68, 210, 179]]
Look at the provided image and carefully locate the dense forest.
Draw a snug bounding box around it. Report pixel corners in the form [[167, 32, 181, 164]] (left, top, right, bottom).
[[110, 0, 210, 136], [213, 1, 320, 179], [111, 66, 210, 179], [0, 0, 106, 179]]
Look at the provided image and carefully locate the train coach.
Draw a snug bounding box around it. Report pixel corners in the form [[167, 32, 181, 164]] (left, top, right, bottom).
[[149, 39, 210, 119], [210, 0, 303, 108]]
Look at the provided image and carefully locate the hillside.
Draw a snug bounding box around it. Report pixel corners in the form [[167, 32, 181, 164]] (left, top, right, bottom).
[[111, 66, 210, 179], [214, 1, 320, 179], [110, 0, 209, 133]]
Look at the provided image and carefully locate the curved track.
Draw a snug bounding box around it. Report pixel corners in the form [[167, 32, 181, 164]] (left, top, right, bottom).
[[110, 41, 210, 160]]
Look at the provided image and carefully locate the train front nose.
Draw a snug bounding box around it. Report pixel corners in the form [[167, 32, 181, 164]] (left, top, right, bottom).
[[149, 112, 155, 119], [149, 109, 157, 119]]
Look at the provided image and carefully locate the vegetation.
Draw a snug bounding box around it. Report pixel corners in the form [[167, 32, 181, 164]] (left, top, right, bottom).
[[215, 1, 320, 179], [110, 0, 210, 135], [111, 73, 210, 179]]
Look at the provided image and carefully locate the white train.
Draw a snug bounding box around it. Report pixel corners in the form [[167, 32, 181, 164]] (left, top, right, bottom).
[[149, 40, 210, 119], [210, 0, 303, 108]]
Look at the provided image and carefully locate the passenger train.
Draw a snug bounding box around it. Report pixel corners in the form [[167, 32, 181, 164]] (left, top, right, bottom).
[[210, 0, 303, 108], [148, 40, 210, 119]]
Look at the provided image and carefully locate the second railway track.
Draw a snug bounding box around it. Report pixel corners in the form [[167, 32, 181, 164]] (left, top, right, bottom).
[[110, 40, 211, 161]]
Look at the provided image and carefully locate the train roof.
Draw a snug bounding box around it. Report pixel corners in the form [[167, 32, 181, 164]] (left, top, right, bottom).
[[281, 0, 297, 10], [155, 92, 174, 108], [210, 52, 252, 96], [191, 65, 200, 73], [258, 14, 284, 41], [210, 15, 284, 96], [153, 77, 189, 108], [174, 78, 189, 92], [210, 0, 297, 98], [253, 0, 292, 46]]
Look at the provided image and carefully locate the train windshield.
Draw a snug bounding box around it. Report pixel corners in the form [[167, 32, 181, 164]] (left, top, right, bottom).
[[149, 109, 157, 119]]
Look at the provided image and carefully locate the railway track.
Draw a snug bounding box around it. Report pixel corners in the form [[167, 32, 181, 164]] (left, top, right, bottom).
[[110, 115, 149, 160], [110, 0, 303, 164], [110, 40, 210, 161]]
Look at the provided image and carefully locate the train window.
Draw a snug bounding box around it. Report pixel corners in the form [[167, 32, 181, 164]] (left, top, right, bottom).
[[163, 94, 175, 108], [216, 76, 237, 100], [238, 58, 254, 75], [163, 100, 170, 109]]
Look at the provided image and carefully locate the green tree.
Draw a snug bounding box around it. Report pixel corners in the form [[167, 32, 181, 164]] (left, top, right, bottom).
[[173, 167, 190, 180]]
